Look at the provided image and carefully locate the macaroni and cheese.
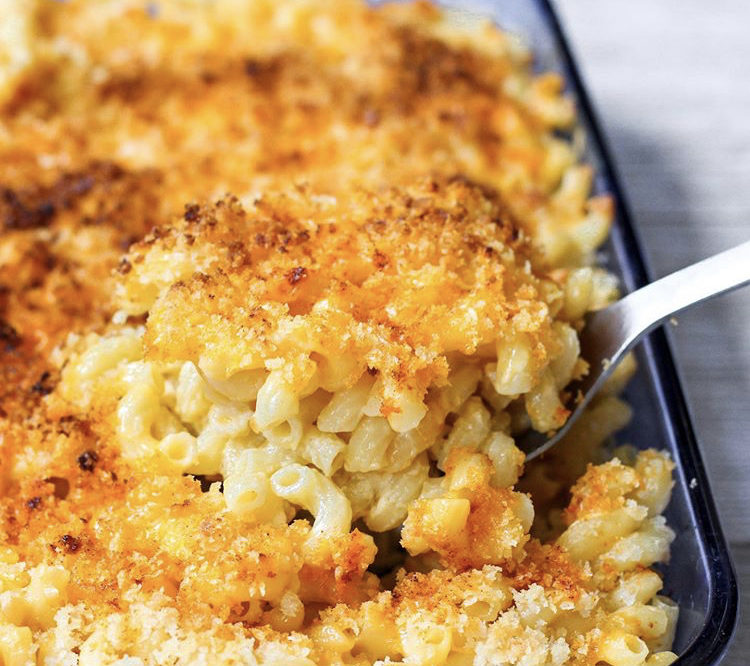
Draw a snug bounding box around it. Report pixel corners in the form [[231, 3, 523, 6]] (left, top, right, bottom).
[[0, 1, 677, 665]]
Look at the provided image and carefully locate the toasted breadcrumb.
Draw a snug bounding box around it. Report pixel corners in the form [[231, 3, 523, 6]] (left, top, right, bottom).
[[114, 179, 561, 410]]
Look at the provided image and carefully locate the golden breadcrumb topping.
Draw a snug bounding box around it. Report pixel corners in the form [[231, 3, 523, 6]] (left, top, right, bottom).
[[114, 178, 562, 411], [401, 448, 533, 570], [0, 163, 165, 420]]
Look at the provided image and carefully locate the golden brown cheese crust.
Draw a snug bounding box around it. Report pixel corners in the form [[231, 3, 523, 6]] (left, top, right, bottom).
[[402, 448, 533, 570], [0, 163, 165, 421], [118, 178, 561, 408], [2, 452, 377, 616], [0, 0, 585, 422], [4, 0, 567, 203], [0, 0, 592, 420]]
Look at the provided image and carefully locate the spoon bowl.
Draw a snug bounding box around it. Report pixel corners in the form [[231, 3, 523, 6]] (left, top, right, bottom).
[[519, 239, 750, 459]]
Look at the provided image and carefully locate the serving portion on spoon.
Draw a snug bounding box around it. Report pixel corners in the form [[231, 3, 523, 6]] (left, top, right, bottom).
[[520, 239, 750, 459]]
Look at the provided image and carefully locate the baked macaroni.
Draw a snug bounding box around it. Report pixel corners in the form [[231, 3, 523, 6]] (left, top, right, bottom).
[[0, 1, 677, 665]]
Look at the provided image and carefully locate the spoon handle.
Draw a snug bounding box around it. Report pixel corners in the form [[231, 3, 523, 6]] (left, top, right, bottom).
[[618, 239, 750, 337], [581, 240, 750, 397]]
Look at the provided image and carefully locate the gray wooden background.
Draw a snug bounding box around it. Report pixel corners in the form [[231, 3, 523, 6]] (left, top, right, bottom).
[[554, 0, 749, 662]]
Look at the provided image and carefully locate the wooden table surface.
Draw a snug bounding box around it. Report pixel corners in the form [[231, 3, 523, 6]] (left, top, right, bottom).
[[554, 0, 750, 661]]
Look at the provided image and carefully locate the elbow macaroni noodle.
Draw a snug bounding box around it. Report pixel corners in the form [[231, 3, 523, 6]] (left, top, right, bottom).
[[0, 1, 681, 664], [57, 317, 581, 539]]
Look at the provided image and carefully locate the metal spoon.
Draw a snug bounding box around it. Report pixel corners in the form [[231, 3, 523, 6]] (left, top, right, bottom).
[[520, 240, 750, 460]]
